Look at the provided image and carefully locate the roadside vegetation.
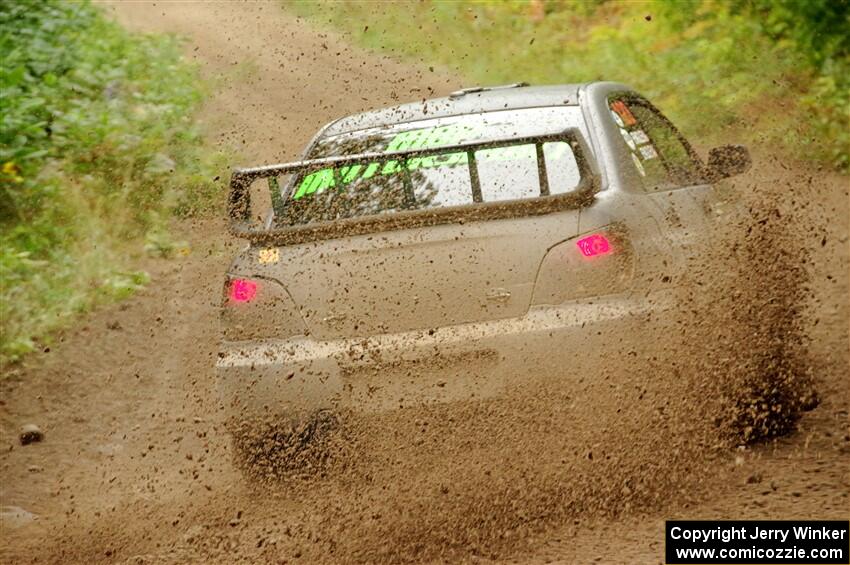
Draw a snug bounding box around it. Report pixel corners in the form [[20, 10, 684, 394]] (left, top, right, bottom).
[[289, 0, 849, 171], [1, 1, 224, 362]]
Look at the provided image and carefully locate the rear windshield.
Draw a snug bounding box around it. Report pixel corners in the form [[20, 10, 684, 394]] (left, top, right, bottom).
[[274, 106, 587, 228]]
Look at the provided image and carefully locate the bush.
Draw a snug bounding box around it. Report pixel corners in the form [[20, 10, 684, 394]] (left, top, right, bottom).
[[0, 1, 224, 362]]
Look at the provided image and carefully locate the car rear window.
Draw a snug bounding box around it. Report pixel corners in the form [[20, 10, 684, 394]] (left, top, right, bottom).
[[273, 107, 587, 228]]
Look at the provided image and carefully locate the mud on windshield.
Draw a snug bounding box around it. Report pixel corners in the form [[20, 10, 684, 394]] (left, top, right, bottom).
[[272, 108, 589, 228]]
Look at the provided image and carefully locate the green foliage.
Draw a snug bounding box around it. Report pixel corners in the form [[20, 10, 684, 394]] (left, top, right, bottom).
[[739, 0, 850, 170], [741, 0, 849, 68], [288, 0, 849, 171], [0, 0, 224, 362]]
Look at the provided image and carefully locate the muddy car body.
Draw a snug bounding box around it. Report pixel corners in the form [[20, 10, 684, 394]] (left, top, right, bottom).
[[218, 82, 750, 431]]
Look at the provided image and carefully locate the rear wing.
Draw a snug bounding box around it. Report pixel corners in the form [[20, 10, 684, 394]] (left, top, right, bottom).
[[228, 130, 599, 246]]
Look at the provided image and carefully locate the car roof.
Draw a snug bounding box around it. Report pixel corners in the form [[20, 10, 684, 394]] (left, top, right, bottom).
[[321, 83, 590, 137]]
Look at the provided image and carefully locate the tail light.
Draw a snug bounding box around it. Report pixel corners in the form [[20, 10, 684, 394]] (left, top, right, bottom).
[[576, 233, 612, 257], [221, 275, 308, 340], [229, 278, 258, 303], [532, 226, 633, 305]]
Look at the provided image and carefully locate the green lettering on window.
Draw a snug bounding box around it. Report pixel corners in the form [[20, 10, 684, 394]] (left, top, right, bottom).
[[293, 168, 335, 200], [382, 160, 403, 174], [361, 162, 382, 179], [340, 164, 362, 183], [292, 123, 484, 200]]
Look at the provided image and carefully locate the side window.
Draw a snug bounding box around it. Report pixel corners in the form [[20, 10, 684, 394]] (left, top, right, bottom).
[[609, 97, 705, 191]]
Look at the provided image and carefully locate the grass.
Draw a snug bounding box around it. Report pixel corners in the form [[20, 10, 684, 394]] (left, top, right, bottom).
[[286, 0, 848, 171], [0, 1, 226, 363]]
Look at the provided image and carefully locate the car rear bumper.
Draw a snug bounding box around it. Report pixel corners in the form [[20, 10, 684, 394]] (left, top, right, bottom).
[[216, 291, 674, 427]]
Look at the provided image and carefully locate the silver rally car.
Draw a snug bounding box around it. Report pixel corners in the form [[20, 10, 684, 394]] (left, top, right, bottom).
[[218, 82, 750, 432]]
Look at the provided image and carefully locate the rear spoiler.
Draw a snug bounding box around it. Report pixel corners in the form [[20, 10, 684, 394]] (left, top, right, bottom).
[[228, 130, 599, 246]]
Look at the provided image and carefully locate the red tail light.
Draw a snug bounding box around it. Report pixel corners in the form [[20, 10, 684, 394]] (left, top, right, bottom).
[[221, 276, 307, 340], [229, 278, 258, 303], [576, 233, 612, 258]]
